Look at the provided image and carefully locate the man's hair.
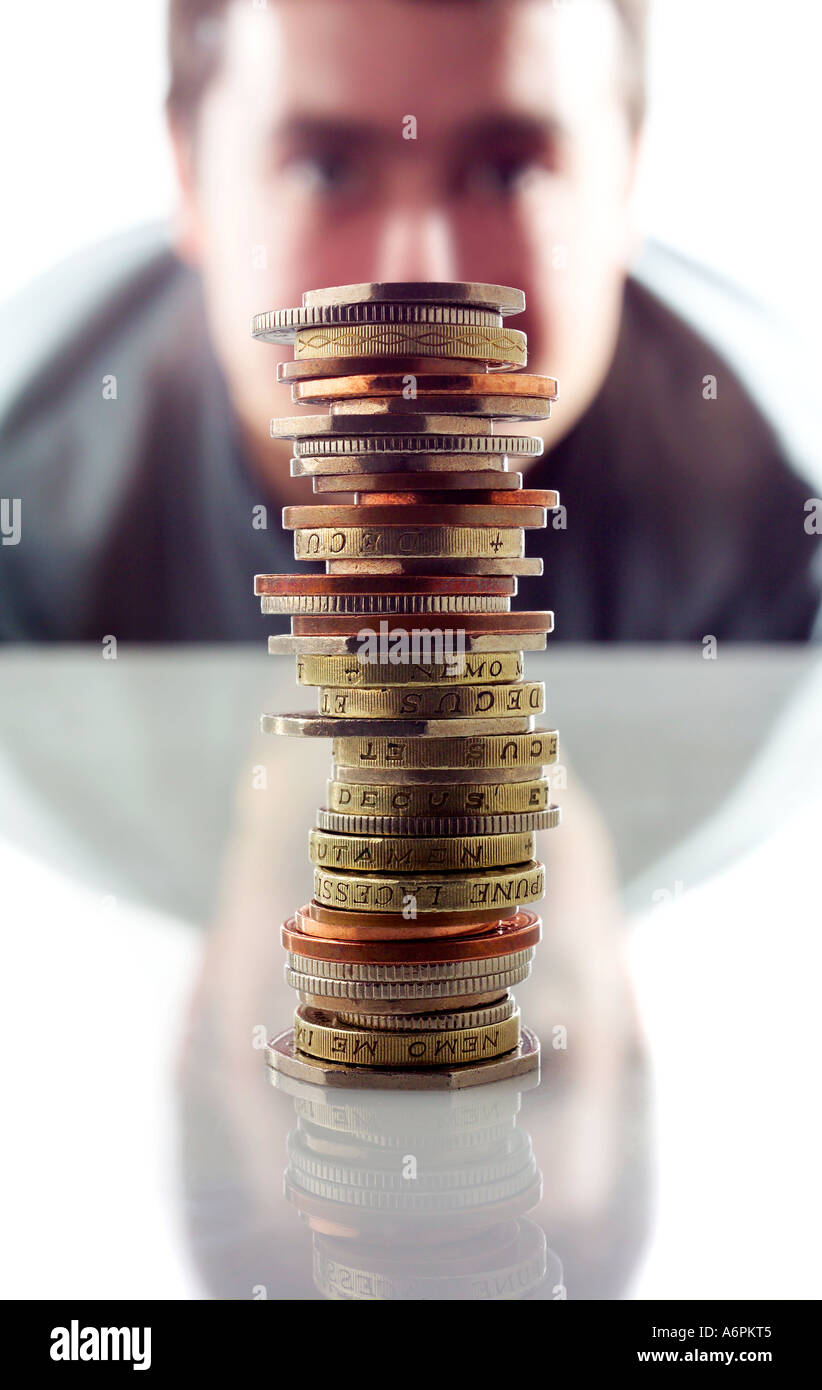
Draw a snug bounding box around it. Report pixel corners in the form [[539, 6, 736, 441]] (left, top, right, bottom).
[[167, 0, 648, 134]]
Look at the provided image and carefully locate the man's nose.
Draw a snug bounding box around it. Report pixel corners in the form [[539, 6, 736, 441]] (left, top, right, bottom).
[[373, 203, 460, 283]]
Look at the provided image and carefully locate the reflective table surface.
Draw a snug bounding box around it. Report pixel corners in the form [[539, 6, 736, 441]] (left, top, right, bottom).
[[1, 645, 820, 1299]]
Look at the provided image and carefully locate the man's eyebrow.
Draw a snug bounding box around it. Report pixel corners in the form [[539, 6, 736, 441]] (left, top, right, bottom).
[[274, 115, 395, 150], [453, 113, 567, 146]]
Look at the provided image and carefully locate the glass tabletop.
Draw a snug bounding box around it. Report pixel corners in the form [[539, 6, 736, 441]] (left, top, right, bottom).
[[1, 643, 820, 1299]]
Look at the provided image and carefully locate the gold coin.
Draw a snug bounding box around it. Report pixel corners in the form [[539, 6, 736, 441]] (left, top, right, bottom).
[[315, 807, 558, 836], [308, 829, 535, 871], [329, 394, 550, 421], [325, 777, 550, 816], [312, 860, 545, 912], [317, 681, 544, 718], [293, 323, 527, 367], [269, 632, 544, 656], [291, 452, 513, 475], [293, 525, 524, 560], [332, 729, 558, 770], [293, 1005, 521, 1066], [296, 652, 525, 686], [265, 713, 534, 739]]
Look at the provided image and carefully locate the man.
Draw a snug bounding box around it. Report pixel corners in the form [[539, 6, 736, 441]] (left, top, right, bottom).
[[1, 0, 819, 640]]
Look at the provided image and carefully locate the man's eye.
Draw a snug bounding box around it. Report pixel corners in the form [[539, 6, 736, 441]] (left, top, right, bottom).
[[285, 153, 357, 193], [459, 155, 542, 196]]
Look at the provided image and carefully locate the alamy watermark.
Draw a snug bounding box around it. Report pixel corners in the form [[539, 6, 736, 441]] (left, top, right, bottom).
[[357, 621, 466, 674]]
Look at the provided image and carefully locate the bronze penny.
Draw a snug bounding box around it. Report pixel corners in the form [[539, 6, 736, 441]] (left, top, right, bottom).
[[254, 573, 515, 597], [284, 907, 541, 959], [283, 503, 545, 529], [289, 612, 553, 635], [356, 489, 558, 507], [291, 372, 558, 403]]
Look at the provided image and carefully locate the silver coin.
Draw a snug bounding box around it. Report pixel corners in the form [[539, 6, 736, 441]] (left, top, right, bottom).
[[292, 452, 513, 476], [291, 433, 543, 456], [287, 950, 532, 982], [252, 301, 503, 342], [259, 592, 510, 615], [330, 998, 515, 1031], [286, 963, 532, 999], [301, 281, 525, 316], [268, 632, 546, 654], [271, 413, 497, 440]]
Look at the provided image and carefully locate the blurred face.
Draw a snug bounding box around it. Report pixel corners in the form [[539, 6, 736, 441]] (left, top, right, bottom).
[[172, 0, 640, 478]]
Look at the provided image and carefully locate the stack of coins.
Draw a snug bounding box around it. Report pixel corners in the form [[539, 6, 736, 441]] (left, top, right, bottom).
[[254, 282, 560, 1087]]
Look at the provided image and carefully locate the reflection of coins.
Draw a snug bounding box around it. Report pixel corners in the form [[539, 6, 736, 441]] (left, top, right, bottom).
[[292, 525, 525, 560], [332, 729, 558, 769], [313, 860, 545, 912], [293, 1004, 521, 1065], [301, 281, 526, 315], [308, 829, 536, 871], [296, 650, 523, 686], [325, 777, 550, 815], [284, 907, 541, 959], [317, 681, 543, 718], [265, 712, 534, 739], [293, 371, 558, 403], [253, 301, 503, 342], [316, 808, 557, 836], [293, 323, 527, 367]]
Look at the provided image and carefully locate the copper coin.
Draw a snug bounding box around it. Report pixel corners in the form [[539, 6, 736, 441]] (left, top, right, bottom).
[[278, 357, 503, 382], [297, 903, 517, 943], [290, 612, 553, 636], [283, 504, 546, 530], [357, 489, 558, 508], [292, 372, 558, 403], [284, 908, 541, 960], [326, 558, 544, 577], [254, 574, 515, 597], [313, 471, 524, 493]]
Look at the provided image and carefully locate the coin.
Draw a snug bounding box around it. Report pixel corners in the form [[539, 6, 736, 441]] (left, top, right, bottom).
[[315, 471, 525, 492], [283, 503, 546, 528], [292, 526, 525, 560], [308, 829, 536, 871], [279, 355, 502, 382], [290, 614, 553, 635], [312, 860, 545, 912], [289, 966, 531, 1001], [284, 906, 541, 958], [262, 593, 511, 615], [315, 808, 558, 836], [331, 764, 545, 784], [301, 281, 526, 315], [286, 949, 533, 983], [292, 433, 542, 456], [292, 371, 557, 403], [316, 681, 544, 717], [295, 902, 520, 943], [357, 489, 558, 508], [253, 301, 503, 342], [296, 651, 524, 685], [324, 558, 544, 578], [265, 713, 535, 739], [329, 394, 551, 421], [292, 1005, 521, 1065], [272, 412, 499, 439], [256, 574, 515, 597], [332, 998, 515, 1030], [331, 729, 558, 769], [292, 453, 513, 475], [325, 778, 550, 815], [268, 631, 546, 655]]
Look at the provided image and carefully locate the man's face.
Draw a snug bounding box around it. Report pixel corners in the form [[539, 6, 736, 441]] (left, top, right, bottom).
[[174, 0, 639, 467]]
